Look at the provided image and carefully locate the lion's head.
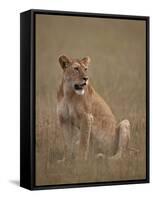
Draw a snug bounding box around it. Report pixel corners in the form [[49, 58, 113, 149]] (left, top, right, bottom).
[[59, 55, 91, 95]]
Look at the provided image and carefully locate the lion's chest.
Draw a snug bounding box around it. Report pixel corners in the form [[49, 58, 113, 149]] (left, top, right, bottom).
[[57, 99, 78, 124]]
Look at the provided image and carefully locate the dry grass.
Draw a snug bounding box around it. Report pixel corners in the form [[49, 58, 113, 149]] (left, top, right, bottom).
[[35, 72, 146, 186], [35, 15, 146, 186]]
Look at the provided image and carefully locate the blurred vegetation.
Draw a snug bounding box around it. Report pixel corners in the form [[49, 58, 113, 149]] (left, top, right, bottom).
[[35, 15, 146, 185]]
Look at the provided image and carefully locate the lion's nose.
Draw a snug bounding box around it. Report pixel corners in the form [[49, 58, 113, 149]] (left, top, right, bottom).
[[83, 77, 88, 81]]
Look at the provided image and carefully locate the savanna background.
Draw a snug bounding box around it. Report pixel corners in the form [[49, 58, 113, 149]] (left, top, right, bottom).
[[36, 14, 146, 186]]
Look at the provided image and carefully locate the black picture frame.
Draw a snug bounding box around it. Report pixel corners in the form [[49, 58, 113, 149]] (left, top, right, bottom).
[[20, 9, 150, 190]]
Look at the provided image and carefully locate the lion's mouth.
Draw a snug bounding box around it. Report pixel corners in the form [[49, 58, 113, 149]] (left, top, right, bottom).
[[74, 82, 86, 90]]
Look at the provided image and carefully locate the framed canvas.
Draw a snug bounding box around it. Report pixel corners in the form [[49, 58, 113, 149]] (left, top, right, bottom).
[[20, 9, 150, 190]]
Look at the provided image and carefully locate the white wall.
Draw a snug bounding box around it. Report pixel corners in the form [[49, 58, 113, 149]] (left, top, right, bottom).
[[0, 0, 152, 199]]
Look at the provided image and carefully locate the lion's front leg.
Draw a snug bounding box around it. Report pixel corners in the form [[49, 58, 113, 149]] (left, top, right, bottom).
[[79, 114, 93, 161], [57, 122, 72, 163], [59, 121, 80, 163]]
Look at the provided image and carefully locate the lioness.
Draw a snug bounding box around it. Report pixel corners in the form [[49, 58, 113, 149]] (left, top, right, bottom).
[[57, 55, 130, 161]]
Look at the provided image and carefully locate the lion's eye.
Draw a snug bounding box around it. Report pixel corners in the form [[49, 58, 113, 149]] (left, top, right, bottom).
[[84, 68, 87, 71], [74, 67, 79, 71]]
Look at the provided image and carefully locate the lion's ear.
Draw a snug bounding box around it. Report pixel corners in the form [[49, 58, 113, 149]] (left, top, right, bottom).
[[81, 56, 91, 66], [59, 55, 71, 70]]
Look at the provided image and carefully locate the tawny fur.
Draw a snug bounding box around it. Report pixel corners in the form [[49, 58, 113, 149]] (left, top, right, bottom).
[[57, 55, 130, 161]]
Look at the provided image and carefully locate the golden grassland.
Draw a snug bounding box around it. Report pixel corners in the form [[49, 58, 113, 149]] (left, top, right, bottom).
[[35, 15, 146, 186], [35, 64, 146, 186]]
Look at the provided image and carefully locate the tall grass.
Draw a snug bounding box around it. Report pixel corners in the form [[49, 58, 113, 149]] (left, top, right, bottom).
[[35, 75, 146, 186], [35, 15, 146, 185]]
